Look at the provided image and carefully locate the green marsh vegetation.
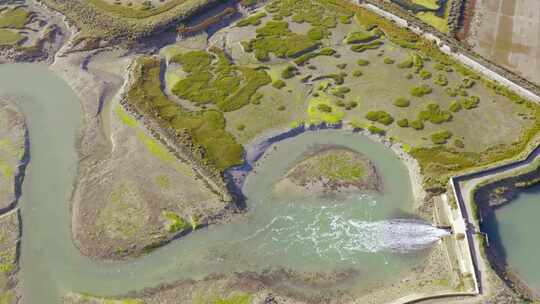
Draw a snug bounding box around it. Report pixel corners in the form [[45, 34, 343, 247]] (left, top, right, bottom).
[[236, 11, 267, 27], [126, 57, 244, 171], [410, 84, 432, 97], [417, 103, 452, 124], [394, 97, 410, 107], [163, 211, 190, 233], [170, 48, 271, 112], [120, 0, 540, 192], [344, 29, 380, 44], [366, 111, 394, 125], [293, 47, 336, 65], [0, 7, 31, 29], [39, 0, 217, 48], [297, 149, 367, 183], [430, 130, 452, 144], [243, 20, 320, 61], [0, 29, 23, 46]]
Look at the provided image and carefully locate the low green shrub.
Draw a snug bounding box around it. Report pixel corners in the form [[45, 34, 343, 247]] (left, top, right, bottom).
[[397, 58, 413, 69], [272, 79, 286, 89], [357, 58, 370, 66], [430, 130, 453, 145], [383, 57, 395, 64], [336, 63, 347, 69], [236, 11, 267, 27], [419, 69, 432, 79], [352, 69, 363, 77], [350, 40, 383, 52], [329, 86, 351, 98], [246, 21, 320, 61], [434, 74, 448, 86], [418, 103, 452, 124], [445, 86, 458, 97], [307, 26, 329, 40], [460, 95, 480, 109], [462, 78, 476, 88], [345, 30, 379, 44], [281, 65, 297, 79], [410, 119, 424, 130], [368, 125, 385, 135], [294, 47, 336, 65], [163, 211, 190, 233], [449, 100, 462, 112], [410, 84, 432, 97], [0, 7, 31, 29], [394, 97, 410, 107], [454, 139, 465, 148], [366, 110, 394, 125], [397, 118, 409, 127]]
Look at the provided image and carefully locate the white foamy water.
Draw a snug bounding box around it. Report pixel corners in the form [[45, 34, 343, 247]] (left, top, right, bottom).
[[242, 201, 449, 262]]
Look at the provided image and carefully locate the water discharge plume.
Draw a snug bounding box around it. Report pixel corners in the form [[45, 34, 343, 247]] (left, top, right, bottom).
[[240, 200, 450, 264]]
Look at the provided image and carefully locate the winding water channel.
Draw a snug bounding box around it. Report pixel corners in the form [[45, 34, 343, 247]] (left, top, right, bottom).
[[1, 63, 448, 303]]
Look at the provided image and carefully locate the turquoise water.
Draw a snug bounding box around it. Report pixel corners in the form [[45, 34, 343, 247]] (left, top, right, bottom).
[[0, 64, 443, 303], [483, 184, 540, 291]]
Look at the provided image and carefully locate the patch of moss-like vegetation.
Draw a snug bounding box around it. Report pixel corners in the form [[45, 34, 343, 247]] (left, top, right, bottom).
[[171, 48, 271, 112], [434, 73, 448, 86], [366, 110, 394, 125], [329, 85, 351, 98], [350, 40, 383, 52], [418, 103, 452, 124], [0, 7, 31, 29], [307, 95, 344, 124], [293, 47, 335, 65], [410, 120, 424, 130], [383, 57, 395, 64], [430, 130, 452, 145], [243, 20, 320, 61], [163, 211, 190, 233], [368, 125, 385, 135], [394, 97, 410, 107], [449, 100, 462, 112], [397, 57, 413, 69], [272, 79, 286, 89], [352, 69, 363, 77], [281, 65, 297, 79], [266, 0, 353, 30], [397, 118, 409, 127], [0, 29, 22, 46], [356, 58, 370, 66], [213, 293, 253, 304], [236, 11, 267, 27], [460, 95, 480, 109], [344, 30, 380, 44], [410, 84, 432, 97], [126, 57, 244, 171], [307, 26, 329, 40], [419, 69, 432, 79]]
